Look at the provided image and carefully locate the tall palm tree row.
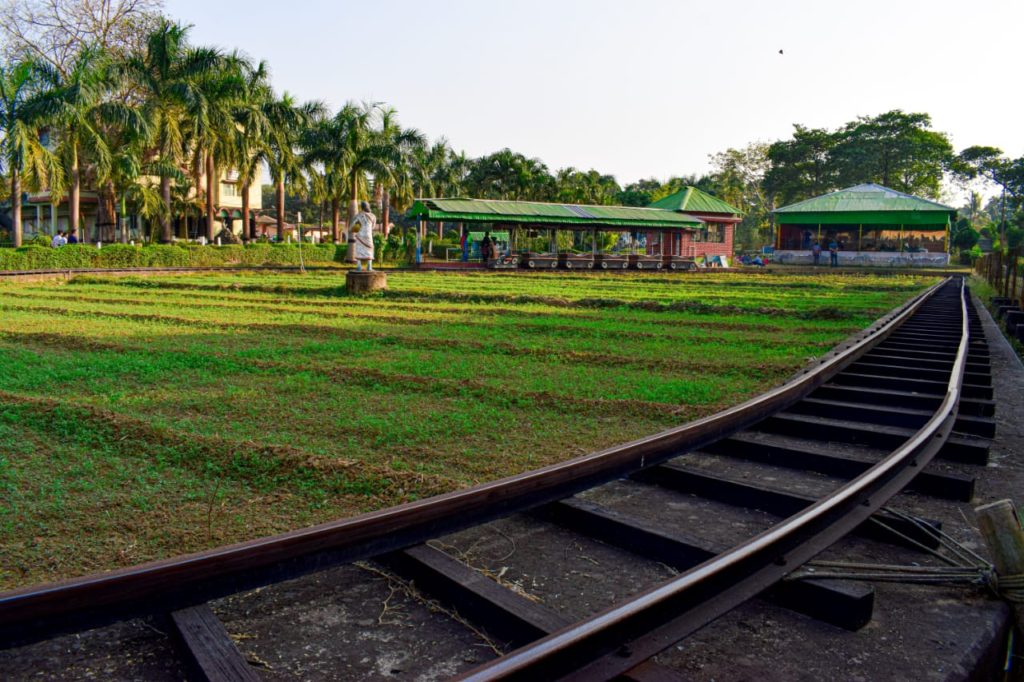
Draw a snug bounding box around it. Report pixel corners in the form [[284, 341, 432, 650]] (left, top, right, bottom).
[[1, 18, 648, 249]]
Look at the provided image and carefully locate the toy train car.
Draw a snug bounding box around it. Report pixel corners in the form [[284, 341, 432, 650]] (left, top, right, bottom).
[[594, 254, 629, 269], [521, 253, 559, 269], [663, 256, 698, 271], [629, 254, 663, 270]]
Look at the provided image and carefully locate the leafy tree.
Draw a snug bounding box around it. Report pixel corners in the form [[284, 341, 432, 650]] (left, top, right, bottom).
[[950, 218, 979, 252], [465, 149, 553, 201], [616, 177, 661, 206], [0, 0, 164, 74], [709, 142, 770, 249], [951, 145, 1024, 245], [552, 167, 620, 205], [830, 110, 953, 198], [763, 125, 836, 206]]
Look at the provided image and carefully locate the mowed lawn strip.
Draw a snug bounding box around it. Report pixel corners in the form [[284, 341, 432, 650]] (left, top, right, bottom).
[[0, 270, 934, 587]]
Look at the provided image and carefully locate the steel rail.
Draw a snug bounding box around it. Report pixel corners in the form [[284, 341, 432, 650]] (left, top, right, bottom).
[[457, 279, 970, 681], [0, 278, 951, 648]]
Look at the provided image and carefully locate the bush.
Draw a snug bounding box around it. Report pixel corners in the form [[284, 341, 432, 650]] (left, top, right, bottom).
[[142, 245, 191, 267], [0, 242, 347, 271], [94, 243, 145, 268]]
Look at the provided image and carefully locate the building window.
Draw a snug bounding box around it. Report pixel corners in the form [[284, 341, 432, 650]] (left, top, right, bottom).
[[221, 182, 241, 198], [706, 224, 725, 243]]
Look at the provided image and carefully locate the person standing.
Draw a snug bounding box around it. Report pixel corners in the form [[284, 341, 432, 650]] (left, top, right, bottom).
[[828, 238, 839, 267], [811, 241, 821, 266], [351, 201, 376, 271], [67, 230, 79, 244], [480, 231, 492, 264], [51, 231, 66, 248]]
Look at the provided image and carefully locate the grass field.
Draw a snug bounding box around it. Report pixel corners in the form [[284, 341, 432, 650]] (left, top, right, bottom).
[[0, 270, 936, 588]]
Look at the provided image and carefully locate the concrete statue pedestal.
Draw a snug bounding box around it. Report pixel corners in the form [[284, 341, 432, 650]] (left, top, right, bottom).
[[346, 270, 387, 294]]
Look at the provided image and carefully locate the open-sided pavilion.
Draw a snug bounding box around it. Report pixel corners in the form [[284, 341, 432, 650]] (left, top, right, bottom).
[[408, 198, 703, 269], [773, 184, 956, 266]]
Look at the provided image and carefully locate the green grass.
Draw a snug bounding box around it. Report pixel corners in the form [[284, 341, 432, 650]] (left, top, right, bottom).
[[0, 269, 936, 588]]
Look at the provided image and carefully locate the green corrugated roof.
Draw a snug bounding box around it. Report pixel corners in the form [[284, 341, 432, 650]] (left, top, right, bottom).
[[773, 183, 955, 226], [648, 186, 742, 215], [409, 198, 702, 229]]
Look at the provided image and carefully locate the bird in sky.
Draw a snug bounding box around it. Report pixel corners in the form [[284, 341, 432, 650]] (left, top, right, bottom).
[[779, 49, 784, 55]]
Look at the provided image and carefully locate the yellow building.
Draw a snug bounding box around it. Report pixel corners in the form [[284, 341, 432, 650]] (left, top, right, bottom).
[[17, 167, 262, 243]]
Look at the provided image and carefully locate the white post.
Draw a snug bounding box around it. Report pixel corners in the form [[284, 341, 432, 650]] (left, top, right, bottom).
[[297, 211, 304, 273]]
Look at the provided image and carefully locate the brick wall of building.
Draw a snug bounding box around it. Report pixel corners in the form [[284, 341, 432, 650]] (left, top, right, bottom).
[[644, 224, 735, 260]]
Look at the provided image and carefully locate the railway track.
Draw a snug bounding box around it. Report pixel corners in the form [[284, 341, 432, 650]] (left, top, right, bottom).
[[0, 276, 998, 680]]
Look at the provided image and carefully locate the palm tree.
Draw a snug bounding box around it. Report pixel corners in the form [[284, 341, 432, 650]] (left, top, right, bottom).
[[334, 102, 395, 259], [125, 20, 220, 242], [465, 149, 552, 201], [302, 113, 353, 243], [184, 51, 248, 241], [260, 92, 322, 240], [35, 46, 147, 241], [374, 107, 425, 237], [0, 59, 61, 246], [229, 60, 275, 241], [107, 142, 171, 242]]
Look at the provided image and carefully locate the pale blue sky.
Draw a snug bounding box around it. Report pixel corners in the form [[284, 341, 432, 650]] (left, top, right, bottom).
[[166, 0, 1023, 191]]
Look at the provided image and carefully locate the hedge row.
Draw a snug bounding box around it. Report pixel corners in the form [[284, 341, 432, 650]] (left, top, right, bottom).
[[0, 243, 348, 271]]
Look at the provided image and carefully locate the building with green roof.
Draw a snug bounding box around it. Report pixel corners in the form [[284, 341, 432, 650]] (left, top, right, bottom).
[[772, 183, 955, 266], [409, 197, 702, 230], [407, 197, 706, 268], [646, 187, 741, 262]]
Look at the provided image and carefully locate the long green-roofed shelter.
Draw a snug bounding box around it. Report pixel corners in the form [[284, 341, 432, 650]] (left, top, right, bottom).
[[408, 197, 704, 268], [772, 183, 956, 266], [409, 197, 703, 230]]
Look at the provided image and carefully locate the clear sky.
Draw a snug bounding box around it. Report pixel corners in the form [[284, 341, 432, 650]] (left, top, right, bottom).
[[165, 0, 1023, 189]]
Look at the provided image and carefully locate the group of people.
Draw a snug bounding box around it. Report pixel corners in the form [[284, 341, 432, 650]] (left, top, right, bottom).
[[811, 240, 840, 267], [49, 230, 79, 247]]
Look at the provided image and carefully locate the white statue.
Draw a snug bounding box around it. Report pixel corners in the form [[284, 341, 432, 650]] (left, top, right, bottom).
[[351, 200, 376, 271]]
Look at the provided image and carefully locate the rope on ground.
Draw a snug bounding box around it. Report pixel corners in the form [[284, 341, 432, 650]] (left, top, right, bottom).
[[785, 506, 1024, 606]]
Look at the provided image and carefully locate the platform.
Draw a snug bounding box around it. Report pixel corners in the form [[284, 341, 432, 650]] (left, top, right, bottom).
[[346, 270, 387, 294]]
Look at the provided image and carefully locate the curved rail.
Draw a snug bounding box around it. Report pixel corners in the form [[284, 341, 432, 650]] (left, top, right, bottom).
[[0, 278, 952, 647], [458, 279, 970, 681]]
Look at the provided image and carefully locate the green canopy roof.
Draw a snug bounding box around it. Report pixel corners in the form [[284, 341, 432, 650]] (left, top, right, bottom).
[[409, 198, 703, 229], [648, 186, 742, 215], [773, 183, 955, 226]]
